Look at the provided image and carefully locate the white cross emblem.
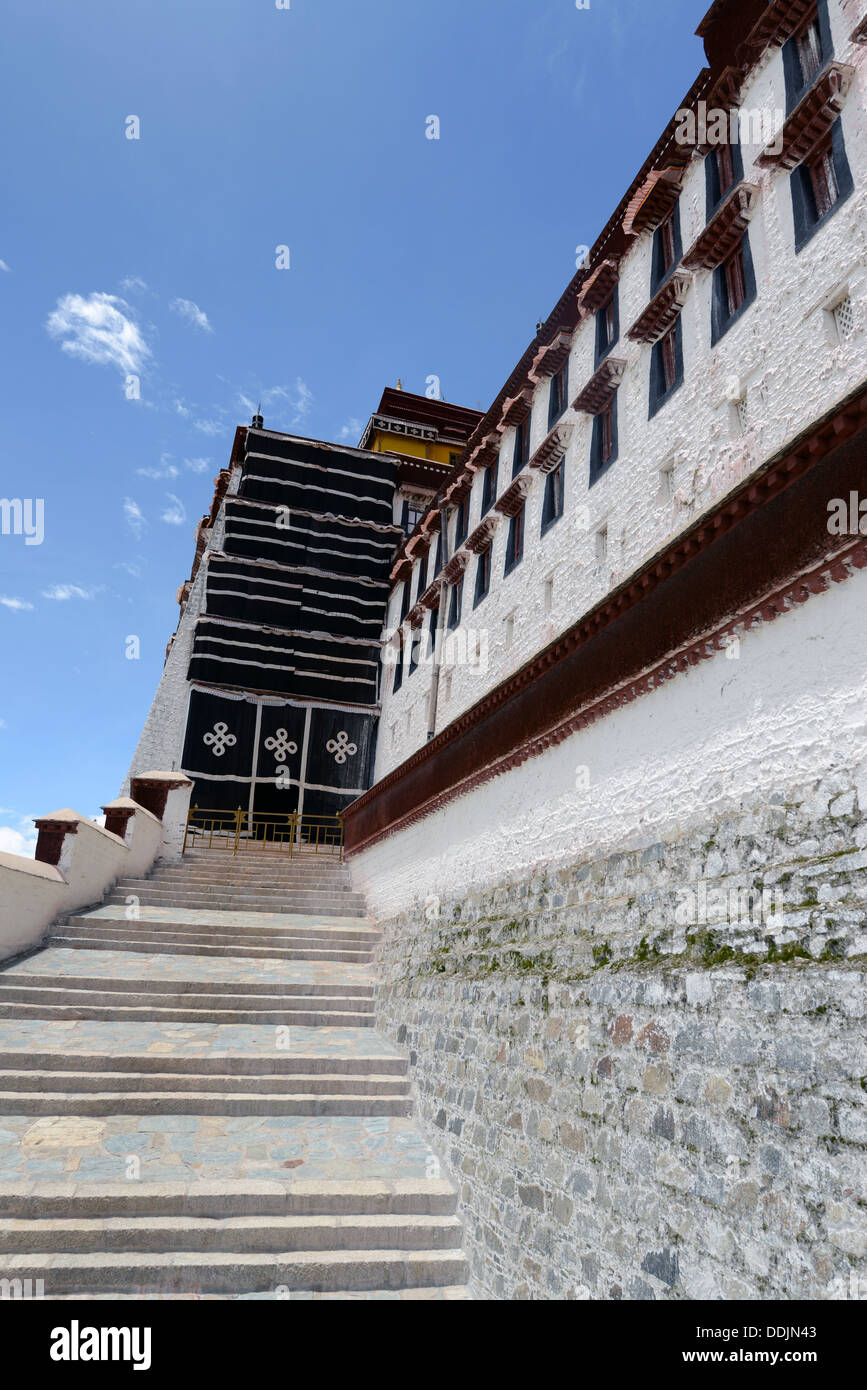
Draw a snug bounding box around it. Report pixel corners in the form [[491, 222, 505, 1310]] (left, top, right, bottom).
[[203, 722, 237, 758], [327, 731, 358, 765], [264, 729, 298, 763]]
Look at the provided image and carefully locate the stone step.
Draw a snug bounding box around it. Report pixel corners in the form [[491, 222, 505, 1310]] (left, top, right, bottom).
[[0, 1248, 469, 1294], [62, 913, 379, 944], [104, 891, 368, 912], [0, 1048, 407, 1078], [44, 1285, 473, 1300], [136, 867, 353, 882], [0, 1090, 412, 1117], [50, 935, 374, 965], [0, 1069, 410, 1096], [0, 973, 372, 1002], [116, 874, 356, 890], [0, 1179, 456, 1219], [0, 1213, 463, 1255], [0, 1000, 376, 1027]]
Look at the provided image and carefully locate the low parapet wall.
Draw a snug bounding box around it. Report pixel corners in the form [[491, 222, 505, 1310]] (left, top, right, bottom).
[[0, 772, 192, 964]]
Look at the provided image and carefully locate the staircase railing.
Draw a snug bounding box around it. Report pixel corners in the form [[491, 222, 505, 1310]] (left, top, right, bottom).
[[181, 807, 344, 860]]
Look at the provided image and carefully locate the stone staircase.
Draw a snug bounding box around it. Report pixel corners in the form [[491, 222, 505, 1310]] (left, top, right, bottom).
[[0, 850, 471, 1298]]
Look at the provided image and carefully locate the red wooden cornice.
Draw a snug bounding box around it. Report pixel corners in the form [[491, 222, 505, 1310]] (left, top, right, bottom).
[[529, 329, 572, 383], [442, 552, 469, 585], [343, 383, 867, 857], [576, 260, 620, 317], [746, 0, 818, 55], [390, 557, 412, 584], [406, 533, 431, 559], [494, 474, 534, 518], [529, 421, 574, 474], [419, 581, 441, 611], [466, 433, 501, 472], [444, 473, 472, 504], [622, 168, 684, 238], [571, 358, 628, 415], [464, 515, 501, 554], [420, 510, 441, 536], [627, 272, 692, 344], [757, 63, 855, 171], [499, 388, 535, 429], [853, 13, 867, 42], [406, 602, 426, 631], [683, 182, 760, 270]]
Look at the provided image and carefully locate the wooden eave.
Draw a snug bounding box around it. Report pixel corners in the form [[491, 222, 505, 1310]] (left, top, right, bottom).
[[467, 433, 501, 472], [442, 552, 469, 585], [406, 602, 426, 630], [390, 557, 412, 584], [464, 515, 501, 554], [747, 0, 819, 53], [499, 388, 535, 429], [494, 474, 534, 518], [529, 329, 572, 383], [576, 260, 620, 317], [622, 168, 684, 237], [529, 421, 574, 473], [627, 273, 692, 345], [683, 182, 760, 270], [419, 581, 441, 612], [756, 63, 854, 171], [571, 358, 628, 415]]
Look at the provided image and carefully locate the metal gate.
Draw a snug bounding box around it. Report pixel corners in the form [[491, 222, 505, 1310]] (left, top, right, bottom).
[[182, 807, 344, 858]]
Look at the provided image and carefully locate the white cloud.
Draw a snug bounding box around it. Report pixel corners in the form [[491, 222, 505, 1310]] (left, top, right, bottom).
[[184, 457, 210, 473], [115, 560, 143, 579], [0, 260, 10, 273], [337, 417, 364, 444], [161, 493, 187, 526], [194, 418, 223, 437], [170, 298, 213, 333], [0, 596, 34, 612], [45, 292, 151, 375], [239, 379, 314, 429], [120, 275, 148, 293], [123, 498, 146, 538], [0, 825, 37, 858], [138, 454, 179, 480], [42, 584, 97, 601], [174, 398, 191, 418]]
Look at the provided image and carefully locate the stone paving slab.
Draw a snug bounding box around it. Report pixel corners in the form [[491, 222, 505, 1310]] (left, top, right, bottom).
[[0, 1020, 403, 1060], [67, 906, 376, 933], [0, 1115, 434, 1182], [2, 948, 374, 989]]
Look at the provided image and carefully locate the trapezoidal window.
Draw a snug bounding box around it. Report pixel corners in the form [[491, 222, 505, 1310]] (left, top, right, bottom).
[[589, 398, 618, 486], [481, 457, 499, 515], [540, 459, 565, 536], [504, 504, 525, 576], [547, 361, 569, 429], [791, 121, 853, 252], [474, 544, 491, 608], [595, 291, 619, 367], [649, 318, 684, 418], [783, 2, 833, 113], [512, 417, 531, 479], [711, 231, 757, 344], [446, 577, 463, 631]]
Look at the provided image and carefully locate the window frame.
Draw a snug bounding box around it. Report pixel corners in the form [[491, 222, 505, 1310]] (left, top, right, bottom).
[[590, 396, 618, 487], [474, 544, 492, 608], [481, 456, 499, 515], [595, 290, 620, 368], [504, 504, 525, 576], [446, 576, 463, 631], [649, 316, 685, 417], [711, 229, 757, 344], [540, 458, 565, 536], [791, 119, 853, 252]]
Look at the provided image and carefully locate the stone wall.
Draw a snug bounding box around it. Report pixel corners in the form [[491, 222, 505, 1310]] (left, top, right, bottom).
[[373, 779, 867, 1300]]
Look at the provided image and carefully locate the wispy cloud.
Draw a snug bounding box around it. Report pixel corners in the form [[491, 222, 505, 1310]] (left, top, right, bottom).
[[115, 560, 143, 579], [0, 260, 10, 274], [42, 584, 98, 601], [337, 417, 364, 444], [194, 418, 223, 437], [170, 298, 213, 333], [184, 457, 210, 473], [123, 498, 146, 538], [0, 596, 33, 612], [120, 275, 148, 293], [137, 453, 179, 480], [174, 398, 191, 418], [239, 379, 313, 429], [161, 494, 187, 526], [45, 292, 151, 376]]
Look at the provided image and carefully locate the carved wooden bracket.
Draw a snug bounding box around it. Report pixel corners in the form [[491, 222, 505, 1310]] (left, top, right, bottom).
[[627, 272, 692, 344], [572, 358, 628, 415], [683, 183, 760, 270]]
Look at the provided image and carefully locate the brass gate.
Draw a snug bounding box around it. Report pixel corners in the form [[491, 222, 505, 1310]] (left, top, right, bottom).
[[182, 807, 344, 859]]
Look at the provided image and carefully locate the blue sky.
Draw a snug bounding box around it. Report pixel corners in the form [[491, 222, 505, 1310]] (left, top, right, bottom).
[[0, 0, 708, 855]]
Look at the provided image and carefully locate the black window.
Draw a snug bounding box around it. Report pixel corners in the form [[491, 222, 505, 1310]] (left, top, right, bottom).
[[541, 460, 565, 535], [414, 549, 428, 602], [408, 624, 420, 675], [595, 291, 619, 367], [590, 398, 618, 486], [706, 139, 744, 219], [649, 318, 684, 417], [481, 457, 499, 515], [711, 231, 757, 343], [454, 499, 468, 546], [504, 504, 525, 575], [783, 2, 833, 113], [474, 545, 491, 608], [433, 526, 443, 576], [547, 361, 569, 428], [512, 416, 531, 479], [791, 121, 854, 251], [447, 577, 463, 631], [392, 634, 404, 692], [651, 204, 683, 295], [449, 452, 460, 468], [399, 579, 410, 623]]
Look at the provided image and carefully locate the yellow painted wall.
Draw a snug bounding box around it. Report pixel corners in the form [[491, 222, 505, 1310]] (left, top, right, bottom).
[[371, 429, 460, 466]]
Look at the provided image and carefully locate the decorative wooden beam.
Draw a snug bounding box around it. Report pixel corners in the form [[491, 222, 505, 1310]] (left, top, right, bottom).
[[627, 272, 692, 344], [571, 358, 628, 415], [683, 183, 760, 270], [494, 474, 535, 518], [529, 421, 574, 473], [756, 63, 854, 171], [622, 167, 683, 237], [466, 432, 501, 472], [464, 515, 501, 554], [576, 259, 620, 317], [442, 552, 469, 585], [406, 602, 427, 630], [499, 388, 535, 429], [747, 0, 820, 52], [419, 581, 441, 611], [529, 329, 572, 383]]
